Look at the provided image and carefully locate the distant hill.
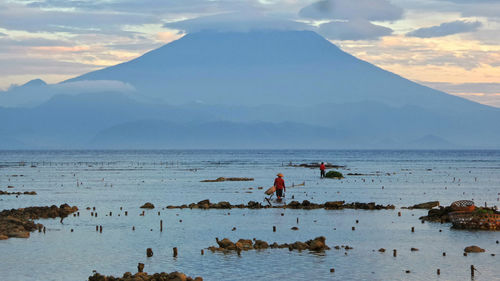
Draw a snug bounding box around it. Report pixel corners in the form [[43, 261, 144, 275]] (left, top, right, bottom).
[[1, 30, 499, 149]]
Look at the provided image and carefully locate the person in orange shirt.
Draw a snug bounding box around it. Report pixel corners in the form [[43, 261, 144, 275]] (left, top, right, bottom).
[[274, 173, 286, 200]]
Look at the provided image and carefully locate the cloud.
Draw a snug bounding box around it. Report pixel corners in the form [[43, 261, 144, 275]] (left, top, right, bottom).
[[407, 20, 482, 38], [420, 81, 500, 94], [318, 19, 393, 40], [299, 0, 403, 21], [164, 12, 311, 33], [0, 32, 6, 37]]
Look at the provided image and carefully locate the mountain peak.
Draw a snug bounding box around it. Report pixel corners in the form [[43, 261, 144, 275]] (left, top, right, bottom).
[[22, 79, 47, 87]]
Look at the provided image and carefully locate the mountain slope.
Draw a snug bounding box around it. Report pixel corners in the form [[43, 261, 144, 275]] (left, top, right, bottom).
[[66, 30, 490, 113]]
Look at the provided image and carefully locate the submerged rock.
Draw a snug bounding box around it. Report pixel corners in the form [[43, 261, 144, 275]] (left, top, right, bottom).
[[201, 177, 254, 182], [89, 271, 202, 281]]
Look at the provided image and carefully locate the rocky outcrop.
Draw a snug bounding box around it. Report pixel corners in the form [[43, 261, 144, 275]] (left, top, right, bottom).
[[89, 271, 202, 281], [166, 200, 395, 210], [405, 201, 439, 209], [209, 236, 330, 253], [419, 206, 455, 222], [0, 204, 78, 240], [464, 246, 485, 253], [201, 177, 254, 182], [140, 203, 155, 209], [0, 191, 37, 195], [288, 163, 345, 169]]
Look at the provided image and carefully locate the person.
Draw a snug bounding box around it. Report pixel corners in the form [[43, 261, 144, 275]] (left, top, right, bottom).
[[320, 162, 326, 178], [274, 173, 286, 200]]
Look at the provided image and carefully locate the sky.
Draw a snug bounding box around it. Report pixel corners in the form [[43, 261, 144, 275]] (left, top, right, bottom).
[[0, 0, 499, 107]]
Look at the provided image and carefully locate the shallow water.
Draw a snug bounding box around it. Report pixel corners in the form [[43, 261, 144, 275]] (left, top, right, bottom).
[[0, 150, 499, 281]]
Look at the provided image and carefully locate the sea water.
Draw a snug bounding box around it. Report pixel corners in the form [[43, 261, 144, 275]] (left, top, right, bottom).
[[0, 150, 499, 281]]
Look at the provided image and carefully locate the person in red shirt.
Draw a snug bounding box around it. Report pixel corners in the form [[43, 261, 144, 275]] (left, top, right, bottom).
[[274, 173, 286, 200], [320, 162, 326, 178]]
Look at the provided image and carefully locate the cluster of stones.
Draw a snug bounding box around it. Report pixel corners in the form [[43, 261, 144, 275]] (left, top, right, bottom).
[[0, 190, 37, 195], [166, 199, 395, 210], [200, 177, 254, 182], [208, 236, 330, 253], [88, 271, 202, 281], [0, 204, 78, 240]]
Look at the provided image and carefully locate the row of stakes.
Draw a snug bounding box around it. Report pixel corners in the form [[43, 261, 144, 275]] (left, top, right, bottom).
[[79, 207, 493, 277]]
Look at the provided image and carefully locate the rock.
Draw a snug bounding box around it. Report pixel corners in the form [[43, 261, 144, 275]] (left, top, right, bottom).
[[254, 240, 269, 249], [411, 248, 419, 251], [0, 235, 8, 240], [0, 204, 77, 240], [324, 201, 345, 209], [236, 239, 253, 250], [307, 236, 330, 251], [201, 177, 253, 182], [378, 248, 386, 252], [408, 201, 440, 209], [217, 238, 236, 250], [214, 201, 231, 209], [140, 202, 155, 209], [89, 271, 200, 281], [464, 246, 485, 253], [291, 227, 299, 231]]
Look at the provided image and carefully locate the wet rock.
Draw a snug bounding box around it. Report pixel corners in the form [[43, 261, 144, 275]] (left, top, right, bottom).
[[216, 238, 236, 250], [140, 202, 155, 209], [0, 191, 37, 196], [201, 177, 253, 182], [89, 271, 201, 281], [289, 163, 345, 169], [407, 201, 440, 209], [464, 246, 485, 253], [236, 239, 253, 250], [0, 204, 77, 240], [411, 248, 419, 251], [291, 227, 299, 231], [254, 240, 269, 249], [324, 201, 345, 209], [307, 237, 330, 251], [378, 248, 386, 252]]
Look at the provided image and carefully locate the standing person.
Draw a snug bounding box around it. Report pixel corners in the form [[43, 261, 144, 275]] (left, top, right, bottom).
[[320, 162, 326, 178], [274, 173, 286, 200]]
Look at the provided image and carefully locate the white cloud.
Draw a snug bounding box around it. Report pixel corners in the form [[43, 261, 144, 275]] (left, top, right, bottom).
[[318, 19, 393, 40], [164, 12, 310, 33]]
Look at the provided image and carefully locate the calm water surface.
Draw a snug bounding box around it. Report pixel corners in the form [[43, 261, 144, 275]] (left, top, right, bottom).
[[0, 150, 499, 281]]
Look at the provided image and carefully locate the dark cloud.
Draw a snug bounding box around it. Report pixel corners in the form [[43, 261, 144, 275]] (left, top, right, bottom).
[[318, 19, 393, 40], [164, 12, 311, 33], [299, 0, 403, 21], [407, 20, 482, 38]]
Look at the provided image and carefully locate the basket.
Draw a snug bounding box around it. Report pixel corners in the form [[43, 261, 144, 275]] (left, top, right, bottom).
[[449, 211, 500, 230], [450, 200, 475, 212], [265, 186, 276, 195]]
